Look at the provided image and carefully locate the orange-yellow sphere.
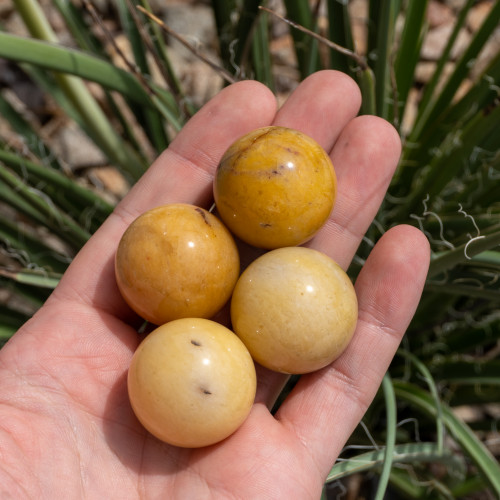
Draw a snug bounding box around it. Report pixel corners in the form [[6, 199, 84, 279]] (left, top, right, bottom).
[[115, 203, 239, 325], [128, 318, 257, 448], [214, 126, 337, 249], [230, 247, 358, 374]]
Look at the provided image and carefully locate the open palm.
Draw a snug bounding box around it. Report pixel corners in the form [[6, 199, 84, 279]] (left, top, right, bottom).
[[0, 71, 429, 499]]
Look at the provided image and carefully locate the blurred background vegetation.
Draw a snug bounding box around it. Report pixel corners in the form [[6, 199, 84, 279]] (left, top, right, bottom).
[[1, 0, 499, 498]]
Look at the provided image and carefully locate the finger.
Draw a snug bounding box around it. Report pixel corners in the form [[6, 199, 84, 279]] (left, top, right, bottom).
[[243, 71, 364, 406], [274, 225, 430, 478], [237, 70, 364, 278], [273, 70, 362, 152], [120, 81, 276, 216], [306, 115, 402, 270], [251, 73, 400, 408], [256, 116, 402, 407], [50, 81, 277, 316]]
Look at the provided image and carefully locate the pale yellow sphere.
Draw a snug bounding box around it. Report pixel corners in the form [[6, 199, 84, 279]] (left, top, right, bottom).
[[115, 203, 240, 325], [214, 126, 337, 249], [128, 318, 257, 448], [230, 247, 358, 374]]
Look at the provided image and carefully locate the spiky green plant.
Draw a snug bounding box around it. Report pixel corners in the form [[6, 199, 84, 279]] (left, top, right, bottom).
[[1, 1, 499, 498]]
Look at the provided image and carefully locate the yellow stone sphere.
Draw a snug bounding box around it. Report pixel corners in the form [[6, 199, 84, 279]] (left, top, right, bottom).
[[214, 126, 337, 249], [230, 247, 358, 374], [115, 204, 240, 325], [128, 318, 257, 448]]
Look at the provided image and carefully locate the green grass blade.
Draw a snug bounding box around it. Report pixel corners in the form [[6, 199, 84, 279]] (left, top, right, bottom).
[[0, 306, 30, 344], [451, 156, 500, 210], [0, 165, 90, 248], [401, 52, 500, 185], [428, 230, 500, 278], [430, 49, 500, 141], [53, 75, 145, 180], [366, 0, 380, 57], [394, 381, 500, 496], [409, 0, 474, 141], [390, 466, 458, 499], [17, 62, 103, 137], [115, 0, 169, 152], [0, 31, 184, 151], [0, 268, 61, 289], [283, 0, 321, 78], [451, 475, 493, 499], [0, 92, 63, 171], [210, 0, 237, 74], [17, 59, 153, 169], [1, 175, 63, 239], [415, 212, 500, 243], [326, 442, 465, 483], [135, 0, 193, 118], [0, 277, 49, 311], [326, 0, 355, 75], [369, 0, 400, 119], [469, 250, 500, 267], [0, 147, 113, 223], [13, 0, 147, 179], [447, 385, 500, 408], [232, 0, 262, 73], [52, 0, 103, 53], [0, 225, 69, 275], [327, 0, 377, 116], [432, 360, 500, 386], [359, 67, 377, 116], [397, 349, 444, 453], [13, 0, 57, 42], [411, 0, 500, 140], [412, 314, 500, 356], [54, 0, 174, 152], [18, 60, 151, 169], [374, 374, 396, 500], [393, 0, 428, 126], [425, 282, 500, 301], [395, 99, 500, 219], [117, 0, 149, 72], [251, 9, 274, 91]]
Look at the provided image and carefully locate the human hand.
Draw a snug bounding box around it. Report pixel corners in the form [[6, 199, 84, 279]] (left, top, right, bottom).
[[0, 71, 430, 499]]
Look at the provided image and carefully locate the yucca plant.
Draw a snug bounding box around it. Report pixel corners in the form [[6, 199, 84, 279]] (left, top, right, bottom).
[[1, 0, 499, 498]]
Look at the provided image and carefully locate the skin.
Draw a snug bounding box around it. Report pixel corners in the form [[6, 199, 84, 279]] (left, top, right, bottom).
[[0, 71, 430, 499]]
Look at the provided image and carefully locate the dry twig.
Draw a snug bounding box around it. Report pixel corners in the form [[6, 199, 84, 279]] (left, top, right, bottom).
[[258, 5, 368, 71], [82, 0, 154, 95], [136, 5, 238, 85]]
